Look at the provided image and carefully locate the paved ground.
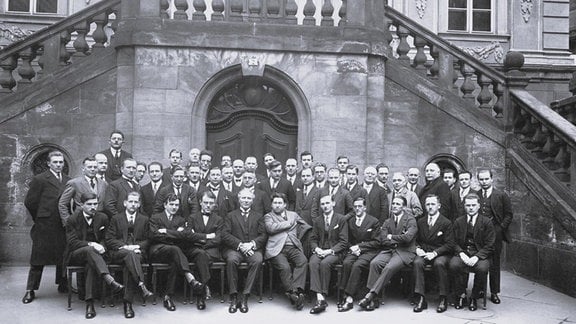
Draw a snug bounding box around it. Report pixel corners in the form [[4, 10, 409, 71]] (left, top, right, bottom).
[[1, 266, 575, 324]]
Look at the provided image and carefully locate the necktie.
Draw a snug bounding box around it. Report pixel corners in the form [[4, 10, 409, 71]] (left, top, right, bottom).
[[115, 150, 120, 159], [325, 216, 330, 231], [395, 216, 399, 227], [152, 182, 158, 193], [355, 217, 362, 227], [56, 172, 62, 182], [483, 190, 488, 199], [468, 216, 474, 227], [90, 178, 96, 190], [167, 215, 173, 222], [241, 210, 249, 219], [175, 186, 181, 197], [428, 216, 433, 228], [330, 186, 336, 196], [127, 180, 133, 189], [128, 215, 134, 225], [271, 179, 276, 189]]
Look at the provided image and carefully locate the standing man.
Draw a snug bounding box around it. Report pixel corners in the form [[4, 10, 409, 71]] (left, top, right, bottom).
[[406, 167, 422, 195], [244, 156, 265, 184], [375, 163, 391, 193], [186, 164, 205, 193], [477, 169, 513, 304], [154, 166, 198, 221], [450, 170, 476, 221], [221, 165, 236, 193], [308, 194, 349, 314], [222, 188, 268, 314], [313, 163, 328, 189], [99, 130, 133, 183], [94, 153, 108, 183], [336, 156, 350, 186], [295, 168, 320, 226], [345, 165, 367, 202], [103, 158, 140, 218], [262, 153, 276, 177], [284, 158, 302, 191], [363, 166, 389, 222], [231, 159, 245, 190], [22, 150, 70, 304], [199, 150, 213, 185], [389, 172, 423, 218], [135, 162, 147, 186], [299, 151, 314, 171], [198, 167, 237, 218], [449, 193, 495, 311], [239, 171, 271, 215], [264, 193, 309, 310], [419, 163, 452, 219], [162, 149, 183, 184], [140, 162, 168, 217], [258, 160, 296, 211], [412, 195, 454, 313], [318, 168, 353, 217], [188, 148, 201, 166]]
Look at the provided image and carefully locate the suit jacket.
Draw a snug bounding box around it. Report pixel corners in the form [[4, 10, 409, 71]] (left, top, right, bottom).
[[103, 177, 140, 218], [222, 209, 268, 251], [25, 170, 70, 222], [309, 212, 348, 255], [346, 183, 367, 202], [237, 187, 271, 216], [65, 209, 109, 263], [58, 176, 107, 224], [379, 212, 418, 265], [284, 174, 303, 193], [481, 189, 513, 242], [154, 183, 199, 222], [407, 183, 422, 197], [264, 210, 311, 259], [98, 148, 132, 183], [419, 177, 452, 219], [257, 177, 296, 211], [364, 183, 389, 222], [450, 188, 478, 221], [452, 215, 495, 260], [105, 211, 150, 255], [295, 184, 320, 225], [416, 214, 454, 256], [316, 186, 354, 217], [347, 213, 380, 253], [197, 186, 237, 219], [388, 187, 423, 219], [148, 212, 189, 255], [140, 180, 169, 217], [187, 212, 224, 254]]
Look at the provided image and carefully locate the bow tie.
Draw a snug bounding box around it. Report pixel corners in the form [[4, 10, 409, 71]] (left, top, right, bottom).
[[201, 212, 211, 217]]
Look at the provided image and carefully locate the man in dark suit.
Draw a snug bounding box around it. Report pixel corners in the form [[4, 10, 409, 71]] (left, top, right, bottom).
[[221, 165, 238, 193], [284, 158, 302, 191], [231, 159, 245, 190], [450, 170, 477, 221], [362, 166, 389, 222], [245, 156, 265, 184], [22, 150, 70, 304], [148, 194, 203, 312], [406, 167, 422, 195], [186, 164, 205, 193], [337, 197, 380, 312], [103, 158, 140, 218], [154, 166, 199, 222], [197, 167, 237, 219], [419, 163, 452, 219], [313, 162, 328, 189], [359, 196, 417, 311], [336, 156, 350, 186], [59, 156, 107, 225], [222, 188, 268, 314], [295, 168, 320, 226], [65, 193, 124, 319], [316, 168, 353, 218], [443, 168, 458, 191], [258, 160, 296, 211], [199, 150, 213, 185], [412, 194, 454, 313], [239, 171, 271, 215], [477, 169, 513, 304], [375, 163, 391, 193], [161, 149, 183, 184], [140, 162, 168, 217], [449, 193, 495, 311], [345, 165, 367, 203], [94, 153, 108, 183], [105, 191, 153, 318], [264, 193, 310, 310], [308, 194, 349, 314], [98, 130, 133, 183]]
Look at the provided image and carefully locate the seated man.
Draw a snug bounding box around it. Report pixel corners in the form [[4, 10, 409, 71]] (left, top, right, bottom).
[[105, 191, 153, 318], [222, 188, 268, 314], [412, 194, 454, 313], [308, 194, 349, 315], [338, 197, 380, 312], [358, 196, 417, 311], [65, 193, 124, 319], [449, 193, 495, 311], [148, 194, 203, 312], [264, 193, 310, 310]]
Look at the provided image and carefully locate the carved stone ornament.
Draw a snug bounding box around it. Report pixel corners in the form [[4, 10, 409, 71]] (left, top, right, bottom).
[[416, 0, 427, 19], [460, 41, 505, 63], [0, 23, 35, 44], [520, 0, 533, 23]]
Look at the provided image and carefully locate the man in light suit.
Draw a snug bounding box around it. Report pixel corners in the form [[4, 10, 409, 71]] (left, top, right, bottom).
[[316, 168, 353, 218], [406, 167, 422, 195], [23, 150, 70, 304], [389, 172, 423, 218], [362, 166, 389, 222], [98, 130, 133, 183], [258, 160, 296, 211], [154, 166, 199, 222], [295, 168, 320, 226], [59, 156, 107, 225], [477, 169, 513, 304], [103, 158, 140, 218], [264, 193, 310, 310], [358, 196, 417, 311]]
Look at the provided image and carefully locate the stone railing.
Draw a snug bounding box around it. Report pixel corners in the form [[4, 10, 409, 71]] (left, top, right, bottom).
[[0, 0, 120, 94]]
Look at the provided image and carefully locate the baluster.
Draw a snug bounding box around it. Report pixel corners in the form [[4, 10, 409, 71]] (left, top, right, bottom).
[[459, 61, 475, 102], [192, 0, 207, 21], [412, 36, 427, 72], [212, 0, 225, 21], [160, 0, 170, 19], [230, 0, 244, 22], [428, 44, 439, 79], [73, 21, 90, 58], [452, 60, 460, 90], [18, 47, 36, 84], [512, 105, 526, 134], [0, 55, 18, 93], [519, 112, 536, 148], [35, 44, 45, 79], [383, 17, 393, 51], [92, 13, 109, 50], [266, 0, 281, 23], [395, 25, 410, 62], [110, 7, 120, 33], [174, 0, 189, 20], [338, 0, 346, 26], [303, 0, 316, 26], [542, 135, 560, 169], [321, 0, 334, 26], [529, 118, 546, 156], [285, 0, 298, 25], [492, 81, 504, 118], [476, 73, 493, 110], [59, 29, 72, 66], [532, 124, 549, 159], [553, 142, 571, 182], [248, 0, 262, 22]]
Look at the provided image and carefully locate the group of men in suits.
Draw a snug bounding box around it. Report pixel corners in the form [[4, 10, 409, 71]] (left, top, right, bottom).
[[22, 133, 513, 317]]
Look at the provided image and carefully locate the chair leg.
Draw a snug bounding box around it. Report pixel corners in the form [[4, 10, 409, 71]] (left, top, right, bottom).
[[67, 269, 73, 311], [101, 279, 107, 308], [268, 264, 274, 300], [220, 267, 225, 303], [258, 267, 263, 303], [152, 269, 158, 305], [183, 280, 188, 305]]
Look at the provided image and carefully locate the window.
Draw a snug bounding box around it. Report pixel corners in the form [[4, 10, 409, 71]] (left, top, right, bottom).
[[7, 0, 58, 14], [448, 0, 492, 32]]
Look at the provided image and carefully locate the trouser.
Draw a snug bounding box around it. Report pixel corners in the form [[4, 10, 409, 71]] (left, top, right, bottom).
[[269, 245, 307, 292], [490, 225, 504, 294], [308, 254, 341, 295], [183, 246, 212, 285], [413, 254, 450, 297], [26, 264, 66, 290], [366, 251, 407, 295], [149, 244, 191, 296], [69, 246, 110, 300], [109, 249, 147, 303], [340, 251, 378, 297], [449, 256, 489, 298], [224, 250, 263, 295]]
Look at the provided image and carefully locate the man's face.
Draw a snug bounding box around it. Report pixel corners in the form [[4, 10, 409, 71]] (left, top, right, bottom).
[[464, 198, 480, 216], [320, 196, 334, 214], [328, 170, 341, 187], [232, 160, 245, 177], [83, 160, 98, 178], [200, 196, 216, 214], [164, 199, 180, 215], [169, 152, 182, 167], [346, 169, 358, 184], [425, 164, 441, 181], [477, 171, 493, 190], [221, 156, 232, 167], [189, 149, 200, 162], [377, 167, 389, 183], [391, 197, 405, 216], [425, 197, 440, 216], [245, 157, 257, 172], [149, 165, 163, 182], [314, 166, 326, 182], [109, 132, 124, 150], [459, 173, 471, 189], [222, 167, 234, 182], [135, 165, 146, 182], [301, 169, 314, 185], [337, 158, 349, 172], [364, 167, 377, 184], [271, 197, 286, 214], [407, 168, 420, 184], [209, 169, 222, 185], [242, 173, 256, 187], [391, 174, 406, 190], [48, 155, 65, 173], [199, 154, 212, 171], [123, 194, 141, 214], [94, 154, 108, 173], [353, 201, 366, 217], [270, 165, 282, 181], [172, 170, 186, 186], [285, 159, 297, 176], [301, 154, 313, 168], [263, 155, 274, 167], [187, 166, 201, 183], [443, 172, 456, 187], [81, 198, 98, 216], [121, 160, 137, 179], [238, 191, 254, 209]]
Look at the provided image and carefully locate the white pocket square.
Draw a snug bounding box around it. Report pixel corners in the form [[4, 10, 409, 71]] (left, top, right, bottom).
[[367, 229, 373, 232], [99, 226, 106, 231], [334, 224, 339, 229], [437, 231, 443, 236]]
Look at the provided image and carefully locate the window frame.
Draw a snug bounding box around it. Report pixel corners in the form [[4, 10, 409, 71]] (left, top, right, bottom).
[[5, 0, 67, 16], [447, 0, 494, 34]]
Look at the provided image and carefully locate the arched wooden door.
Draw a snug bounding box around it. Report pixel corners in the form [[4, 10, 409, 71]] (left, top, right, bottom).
[[206, 77, 298, 164]]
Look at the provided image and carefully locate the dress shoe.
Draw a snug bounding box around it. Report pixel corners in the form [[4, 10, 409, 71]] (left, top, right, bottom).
[[197, 295, 206, 310], [205, 285, 212, 300], [309, 300, 327, 314], [295, 293, 305, 310], [123, 302, 134, 318], [109, 280, 124, 294], [436, 296, 448, 313], [337, 301, 353, 312], [358, 295, 373, 310], [413, 295, 427, 312], [57, 283, 68, 293], [455, 296, 467, 309], [189, 279, 204, 293], [239, 294, 249, 313], [491, 293, 501, 304], [22, 290, 35, 304], [365, 299, 379, 311], [163, 298, 176, 311], [468, 298, 478, 311], [228, 295, 238, 313], [85, 301, 96, 319], [140, 284, 153, 299]]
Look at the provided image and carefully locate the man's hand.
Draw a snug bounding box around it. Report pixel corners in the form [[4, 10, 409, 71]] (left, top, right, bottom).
[[206, 233, 216, 239], [158, 228, 167, 234], [416, 247, 426, 257], [468, 256, 479, 267], [177, 227, 184, 232], [90, 242, 105, 254], [423, 252, 437, 261]]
